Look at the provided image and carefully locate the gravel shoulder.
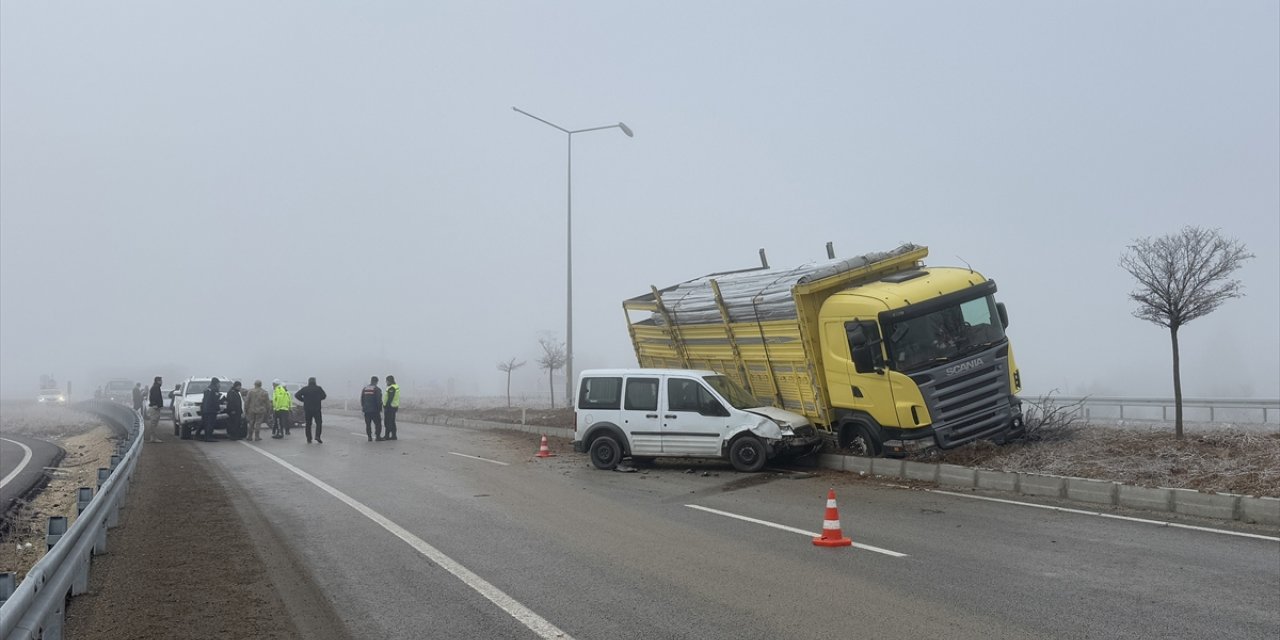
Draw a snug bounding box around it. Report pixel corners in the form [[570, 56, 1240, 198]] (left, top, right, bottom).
[[63, 440, 351, 640]]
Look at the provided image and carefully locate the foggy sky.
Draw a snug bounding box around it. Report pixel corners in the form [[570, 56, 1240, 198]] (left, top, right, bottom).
[[2, 1, 1277, 402]]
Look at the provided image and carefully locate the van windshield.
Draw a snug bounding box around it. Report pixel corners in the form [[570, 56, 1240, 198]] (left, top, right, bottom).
[[703, 375, 760, 410]]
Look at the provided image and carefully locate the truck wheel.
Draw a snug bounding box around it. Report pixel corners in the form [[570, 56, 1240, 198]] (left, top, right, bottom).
[[842, 423, 881, 457], [589, 436, 621, 470], [729, 436, 767, 472]]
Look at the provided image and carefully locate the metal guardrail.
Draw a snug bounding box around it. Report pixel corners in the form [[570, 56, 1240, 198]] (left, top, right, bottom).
[[1044, 396, 1280, 424], [0, 401, 143, 640]]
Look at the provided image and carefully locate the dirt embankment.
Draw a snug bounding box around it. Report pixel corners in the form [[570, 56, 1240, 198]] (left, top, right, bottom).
[[1, 407, 119, 580], [63, 441, 350, 640]]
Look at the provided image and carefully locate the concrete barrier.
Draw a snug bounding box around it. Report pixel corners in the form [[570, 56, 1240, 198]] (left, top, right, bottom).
[[1117, 485, 1173, 512], [1239, 496, 1280, 526], [902, 460, 938, 482], [937, 464, 977, 488], [817, 454, 845, 472], [870, 458, 904, 478], [976, 469, 1018, 492], [845, 456, 873, 475], [1018, 473, 1066, 498], [1066, 478, 1120, 505], [1172, 489, 1239, 520]]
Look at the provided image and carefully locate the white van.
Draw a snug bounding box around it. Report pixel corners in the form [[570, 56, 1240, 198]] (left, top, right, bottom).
[[572, 369, 821, 472]]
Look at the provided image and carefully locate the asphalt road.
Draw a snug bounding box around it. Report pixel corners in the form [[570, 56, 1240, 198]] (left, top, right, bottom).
[[0, 433, 62, 517], [193, 414, 1280, 640]]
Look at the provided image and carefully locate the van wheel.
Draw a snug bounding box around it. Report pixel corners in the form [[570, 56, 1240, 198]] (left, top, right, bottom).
[[729, 436, 767, 472], [841, 423, 881, 457], [589, 436, 621, 470]]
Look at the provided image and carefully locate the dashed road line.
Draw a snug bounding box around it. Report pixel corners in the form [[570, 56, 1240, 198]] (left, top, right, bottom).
[[449, 452, 509, 466], [685, 504, 908, 557]]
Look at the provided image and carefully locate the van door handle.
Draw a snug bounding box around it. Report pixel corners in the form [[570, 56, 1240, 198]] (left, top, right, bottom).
[[664, 415, 677, 419], [645, 414, 658, 419]]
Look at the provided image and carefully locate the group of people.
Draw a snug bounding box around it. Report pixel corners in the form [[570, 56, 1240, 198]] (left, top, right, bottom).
[[360, 375, 400, 442], [137, 375, 400, 445]]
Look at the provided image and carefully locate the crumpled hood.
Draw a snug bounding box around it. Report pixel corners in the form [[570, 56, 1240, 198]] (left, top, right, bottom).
[[744, 406, 811, 429]]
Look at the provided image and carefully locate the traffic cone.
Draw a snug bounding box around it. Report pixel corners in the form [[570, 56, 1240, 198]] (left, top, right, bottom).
[[535, 435, 555, 458], [812, 488, 852, 547]]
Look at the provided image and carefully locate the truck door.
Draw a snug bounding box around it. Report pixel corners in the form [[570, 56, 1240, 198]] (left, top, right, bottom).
[[621, 376, 661, 455], [661, 376, 728, 457]]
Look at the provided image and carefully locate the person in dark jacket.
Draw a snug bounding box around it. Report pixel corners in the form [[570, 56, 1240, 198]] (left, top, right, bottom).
[[295, 377, 328, 444], [360, 376, 383, 442], [199, 378, 224, 442], [146, 376, 165, 443], [225, 381, 245, 440], [132, 383, 145, 412]]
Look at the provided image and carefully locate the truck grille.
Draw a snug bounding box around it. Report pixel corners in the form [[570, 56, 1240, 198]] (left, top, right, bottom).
[[912, 348, 1012, 448]]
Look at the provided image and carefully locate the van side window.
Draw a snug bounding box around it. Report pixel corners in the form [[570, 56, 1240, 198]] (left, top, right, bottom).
[[668, 378, 724, 415], [578, 377, 621, 410], [624, 378, 658, 411]]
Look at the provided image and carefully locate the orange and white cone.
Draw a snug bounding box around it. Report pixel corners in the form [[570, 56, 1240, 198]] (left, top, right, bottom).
[[812, 488, 853, 547], [535, 435, 555, 458]]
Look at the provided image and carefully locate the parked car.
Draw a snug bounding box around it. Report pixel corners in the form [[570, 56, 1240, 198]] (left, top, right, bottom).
[[102, 379, 134, 405], [37, 388, 67, 405], [572, 368, 822, 472], [172, 377, 245, 439]]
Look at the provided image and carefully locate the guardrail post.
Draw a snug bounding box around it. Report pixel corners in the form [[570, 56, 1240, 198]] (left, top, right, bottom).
[[109, 454, 121, 471], [0, 571, 15, 604], [76, 487, 93, 515], [94, 515, 109, 554], [106, 491, 121, 528], [96, 468, 110, 489], [1209, 405, 1215, 422], [47, 516, 68, 550], [42, 595, 66, 640], [1119, 404, 1124, 420]]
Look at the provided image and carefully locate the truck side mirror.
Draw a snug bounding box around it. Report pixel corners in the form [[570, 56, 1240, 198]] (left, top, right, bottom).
[[997, 302, 1009, 329]]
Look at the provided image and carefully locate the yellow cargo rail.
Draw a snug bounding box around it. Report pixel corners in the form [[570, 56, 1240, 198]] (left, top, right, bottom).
[[623, 245, 928, 432]]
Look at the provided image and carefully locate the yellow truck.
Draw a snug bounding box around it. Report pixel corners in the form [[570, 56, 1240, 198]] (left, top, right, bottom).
[[623, 244, 1023, 457]]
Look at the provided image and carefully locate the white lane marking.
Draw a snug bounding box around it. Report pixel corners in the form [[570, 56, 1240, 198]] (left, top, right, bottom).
[[239, 441, 574, 639], [1, 438, 35, 489], [685, 504, 908, 557], [449, 452, 510, 466], [927, 490, 1280, 543]]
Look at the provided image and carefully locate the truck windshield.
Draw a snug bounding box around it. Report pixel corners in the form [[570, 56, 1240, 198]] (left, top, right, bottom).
[[884, 294, 1005, 372], [703, 375, 761, 410]]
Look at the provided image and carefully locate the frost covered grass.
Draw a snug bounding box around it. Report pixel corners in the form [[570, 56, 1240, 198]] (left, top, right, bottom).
[[930, 427, 1280, 497], [0, 403, 106, 437]]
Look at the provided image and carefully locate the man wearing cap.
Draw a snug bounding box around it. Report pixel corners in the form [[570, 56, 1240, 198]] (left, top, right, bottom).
[[146, 376, 165, 443], [360, 376, 383, 442], [271, 379, 291, 439]]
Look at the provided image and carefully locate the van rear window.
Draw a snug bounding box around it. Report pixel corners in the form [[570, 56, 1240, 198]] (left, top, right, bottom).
[[578, 377, 622, 410]]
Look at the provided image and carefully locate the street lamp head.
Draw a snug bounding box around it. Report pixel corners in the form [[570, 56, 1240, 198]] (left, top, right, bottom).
[[618, 122, 634, 137]]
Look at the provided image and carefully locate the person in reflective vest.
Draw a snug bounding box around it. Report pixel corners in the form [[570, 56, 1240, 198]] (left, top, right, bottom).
[[383, 375, 400, 441], [271, 379, 292, 438]]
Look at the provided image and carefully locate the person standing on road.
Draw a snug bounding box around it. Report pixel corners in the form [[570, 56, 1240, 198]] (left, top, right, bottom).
[[295, 377, 327, 444], [271, 379, 292, 438], [383, 375, 400, 441], [225, 381, 245, 440], [361, 376, 383, 442], [132, 382, 144, 413], [146, 376, 165, 443], [245, 380, 271, 442], [199, 378, 224, 442]]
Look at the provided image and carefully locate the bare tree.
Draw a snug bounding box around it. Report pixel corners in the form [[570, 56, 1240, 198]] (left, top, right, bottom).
[[537, 337, 567, 409], [1119, 226, 1252, 438], [496, 358, 526, 408]]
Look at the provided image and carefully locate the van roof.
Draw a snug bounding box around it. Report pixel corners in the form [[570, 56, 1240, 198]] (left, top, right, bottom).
[[579, 368, 719, 378]]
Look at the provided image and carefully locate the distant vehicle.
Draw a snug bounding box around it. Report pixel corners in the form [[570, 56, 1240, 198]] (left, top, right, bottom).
[[37, 388, 67, 405], [573, 368, 821, 472], [102, 379, 135, 405], [172, 377, 245, 439]]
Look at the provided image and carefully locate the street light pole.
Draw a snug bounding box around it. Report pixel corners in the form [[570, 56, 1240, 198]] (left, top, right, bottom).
[[513, 106, 633, 407]]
